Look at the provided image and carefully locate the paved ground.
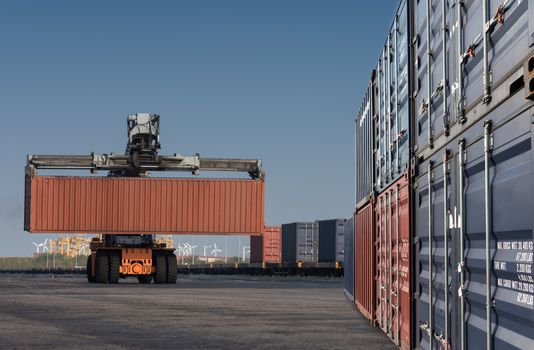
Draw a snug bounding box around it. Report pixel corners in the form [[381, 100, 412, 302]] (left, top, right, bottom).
[[0, 274, 395, 350]]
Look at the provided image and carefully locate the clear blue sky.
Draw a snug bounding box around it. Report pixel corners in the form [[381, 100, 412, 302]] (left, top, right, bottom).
[[0, 0, 397, 256]]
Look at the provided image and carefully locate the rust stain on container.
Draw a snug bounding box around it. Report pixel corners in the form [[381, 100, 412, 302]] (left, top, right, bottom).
[[250, 226, 282, 264], [374, 175, 411, 350], [354, 201, 376, 322], [26, 176, 265, 235]]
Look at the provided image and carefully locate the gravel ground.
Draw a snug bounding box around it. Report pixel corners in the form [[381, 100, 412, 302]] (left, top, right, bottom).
[[0, 274, 395, 350]]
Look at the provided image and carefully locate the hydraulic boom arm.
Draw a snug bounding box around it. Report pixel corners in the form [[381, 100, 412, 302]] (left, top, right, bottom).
[[26, 154, 263, 179], [26, 113, 264, 180]]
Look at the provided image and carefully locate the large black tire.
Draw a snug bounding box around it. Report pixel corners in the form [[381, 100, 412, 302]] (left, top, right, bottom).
[[108, 252, 120, 284], [95, 253, 109, 284], [166, 254, 178, 284], [153, 254, 167, 284], [137, 275, 152, 284], [86, 255, 96, 283]]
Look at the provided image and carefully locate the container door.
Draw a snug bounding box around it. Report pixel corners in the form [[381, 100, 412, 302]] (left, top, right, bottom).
[[336, 220, 346, 263], [296, 223, 317, 263], [355, 203, 376, 321], [344, 216, 355, 300], [312, 222, 319, 262], [395, 177, 411, 350], [414, 150, 457, 350], [460, 111, 534, 350], [375, 192, 390, 332], [296, 224, 307, 262], [375, 177, 411, 349]]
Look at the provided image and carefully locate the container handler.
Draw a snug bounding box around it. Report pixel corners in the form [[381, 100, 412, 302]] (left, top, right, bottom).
[[25, 114, 264, 284]]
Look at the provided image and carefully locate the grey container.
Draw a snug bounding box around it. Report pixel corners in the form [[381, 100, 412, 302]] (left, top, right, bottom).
[[282, 222, 318, 263], [413, 88, 534, 349], [374, 0, 411, 194], [317, 219, 346, 263], [412, 0, 532, 160], [344, 216, 355, 301], [355, 75, 375, 209]]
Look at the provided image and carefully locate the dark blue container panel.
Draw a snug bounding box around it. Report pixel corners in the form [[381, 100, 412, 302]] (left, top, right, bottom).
[[282, 223, 297, 264], [318, 219, 336, 263], [344, 216, 355, 301], [336, 220, 346, 263], [462, 110, 533, 350], [282, 222, 318, 263], [414, 92, 534, 349], [414, 153, 458, 350], [414, 0, 531, 153]]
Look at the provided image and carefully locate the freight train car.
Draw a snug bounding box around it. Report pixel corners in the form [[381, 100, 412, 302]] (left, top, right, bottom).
[[348, 0, 534, 349]]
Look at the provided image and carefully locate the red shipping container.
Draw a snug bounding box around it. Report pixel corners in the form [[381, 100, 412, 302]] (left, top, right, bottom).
[[354, 201, 375, 322], [25, 176, 265, 235], [374, 175, 410, 350], [250, 226, 281, 263]]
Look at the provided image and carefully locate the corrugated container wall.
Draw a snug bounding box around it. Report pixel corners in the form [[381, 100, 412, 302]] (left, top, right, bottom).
[[354, 202, 376, 322], [374, 176, 411, 350], [354, 0, 534, 348], [250, 226, 282, 264], [411, 0, 534, 349], [25, 176, 265, 235], [344, 215, 355, 301], [414, 0, 532, 158], [355, 75, 375, 209], [414, 82, 534, 350], [281, 222, 318, 263], [375, 0, 410, 194], [318, 219, 346, 263]]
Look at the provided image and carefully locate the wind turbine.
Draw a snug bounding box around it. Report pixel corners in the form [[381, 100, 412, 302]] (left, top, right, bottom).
[[242, 246, 250, 262], [32, 238, 48, 254], [182, 243, 191, 255], [188, 243, 198, 265], [80, 242, 89, 256], [203, 246, 212, 262], [177, 243, 184, 256], [211, 243, 222, 258]]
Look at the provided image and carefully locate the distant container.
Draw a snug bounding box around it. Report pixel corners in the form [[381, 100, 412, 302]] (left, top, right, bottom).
[[374, 175, 410, 350], [281, 222, 318, 263], [25, 176, 265, 235], [317, 219, 346, 263], [344, 215, 355, 301], [354, 202, 376, 322], [250, 226, 282, 264]]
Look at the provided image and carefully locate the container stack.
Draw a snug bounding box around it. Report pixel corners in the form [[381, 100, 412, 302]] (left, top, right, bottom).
[[412, 1, 533, 349], [352, 1, 412, 349], [348, 0, 534, 349]]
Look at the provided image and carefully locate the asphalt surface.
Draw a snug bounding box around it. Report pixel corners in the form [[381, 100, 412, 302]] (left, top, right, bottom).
[[0, 274, 395, 350]]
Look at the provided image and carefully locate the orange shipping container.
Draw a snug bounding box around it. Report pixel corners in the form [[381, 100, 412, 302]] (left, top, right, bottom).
[[355, 201, 375, 321], [250, 226, 282, 263], [374, 175, 411, 350], [25, 176, 265, 235]]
